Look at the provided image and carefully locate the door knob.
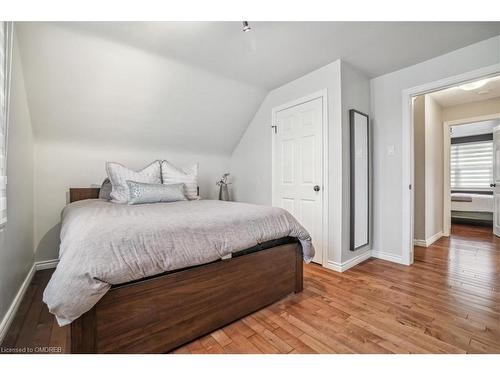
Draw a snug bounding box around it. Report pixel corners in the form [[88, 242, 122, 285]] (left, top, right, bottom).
[[491, 183, 497, 188], [313, 185, 320, 192]]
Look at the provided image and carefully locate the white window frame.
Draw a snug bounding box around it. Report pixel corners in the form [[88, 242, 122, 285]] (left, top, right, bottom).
[[0, 22, 13, 227]]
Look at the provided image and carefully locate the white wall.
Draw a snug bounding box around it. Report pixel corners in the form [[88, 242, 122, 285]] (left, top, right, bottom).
[[413, 95, 444, 242], [413, 96, 426, 240], [230, 60, 371, 267], [340, 63, 371, 263], [424, 95, 443, 240], [370, 35, 500, 262], [34, 141, 229, 261], [0, 34, 35, 334]]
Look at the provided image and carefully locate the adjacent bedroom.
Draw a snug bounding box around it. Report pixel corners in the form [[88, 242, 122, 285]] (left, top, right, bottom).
[[0, 19, 500, 358]]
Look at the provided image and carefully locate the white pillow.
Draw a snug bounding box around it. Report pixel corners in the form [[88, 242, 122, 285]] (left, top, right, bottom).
[[106, 161, 162, 203], [161, 161, 199, 200]]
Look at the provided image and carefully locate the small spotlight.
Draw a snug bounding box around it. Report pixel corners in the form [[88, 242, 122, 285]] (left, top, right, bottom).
[[242, 21, 251, 32]]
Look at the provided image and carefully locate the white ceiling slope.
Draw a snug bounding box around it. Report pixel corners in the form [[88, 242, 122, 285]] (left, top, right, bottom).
[[15, 22, 266, 155], [55, 21, 500, 88], [15, 22, 500, 154]]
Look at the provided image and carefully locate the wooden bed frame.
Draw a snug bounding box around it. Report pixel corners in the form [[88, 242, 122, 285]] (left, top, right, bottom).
[[68, 188, 303, 353]]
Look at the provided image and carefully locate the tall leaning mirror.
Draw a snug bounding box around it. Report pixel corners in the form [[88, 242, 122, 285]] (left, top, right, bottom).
[[350, 109, 370, 251]]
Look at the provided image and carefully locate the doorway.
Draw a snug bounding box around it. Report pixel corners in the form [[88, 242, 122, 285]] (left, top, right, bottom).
[[406, 71, 500, 262]]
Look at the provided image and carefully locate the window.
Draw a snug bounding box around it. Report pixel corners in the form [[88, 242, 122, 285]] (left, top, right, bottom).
[[450, 140, 493, 190], [0, 22, 12, 226]]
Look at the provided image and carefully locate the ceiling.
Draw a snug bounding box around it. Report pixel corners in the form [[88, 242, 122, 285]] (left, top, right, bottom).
[[14, 22, 500, 156], [429, 75, 500, 107], [55, 21, 500, 89]]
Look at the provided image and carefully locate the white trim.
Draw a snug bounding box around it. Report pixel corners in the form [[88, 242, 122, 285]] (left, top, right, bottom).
[[0, 258, 59, 344], [443, 113, 500, 236], [35, 258, 59, 270], [371, 250, 404, 264], [401, 63, 500, 267], [271, 89, 329, 267], [413, 239, 426, 248], [413, 231, 443, 248], [325, 250, 371, 272], [0, 264, 35, 344]]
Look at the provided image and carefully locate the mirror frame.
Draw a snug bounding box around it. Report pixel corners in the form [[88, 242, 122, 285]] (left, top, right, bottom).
[[349, 109, 370, 251]]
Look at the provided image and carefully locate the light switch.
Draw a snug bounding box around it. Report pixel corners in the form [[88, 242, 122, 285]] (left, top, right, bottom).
[[387, 145, 395, 156]]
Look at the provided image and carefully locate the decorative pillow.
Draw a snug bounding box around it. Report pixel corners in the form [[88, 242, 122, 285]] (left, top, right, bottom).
[[98, 178, 112, 200], [161, 161, 199, 200], [127, 181, 187, 205], [106, 161, 161, 203]]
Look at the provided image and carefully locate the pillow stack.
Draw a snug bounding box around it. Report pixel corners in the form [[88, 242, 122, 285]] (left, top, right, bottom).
[[161, 161, 199, 200], [103, 160, 199, 205]]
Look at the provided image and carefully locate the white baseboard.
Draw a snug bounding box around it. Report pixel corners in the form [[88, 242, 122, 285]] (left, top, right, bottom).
[[0, 264, 36, 344], [0, 258, 59, 345], [413, 239, 427, 247], [371, 250, 404, 264], [325, 250, 372, 272], [414, 231, 443, 248], [35, 259, 59, 270]]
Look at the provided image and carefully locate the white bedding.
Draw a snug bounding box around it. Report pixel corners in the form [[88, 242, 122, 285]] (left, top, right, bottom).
[[451, 193, 493, 213]]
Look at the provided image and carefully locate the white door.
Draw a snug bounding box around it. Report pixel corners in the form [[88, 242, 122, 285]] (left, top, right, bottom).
[[272, 97, 324, 264], [493, 125, 500, 237]]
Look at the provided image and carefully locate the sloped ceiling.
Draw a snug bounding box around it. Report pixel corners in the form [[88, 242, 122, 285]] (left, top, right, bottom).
[[15, 22, 500, 155], [15, 22, 266, 155]]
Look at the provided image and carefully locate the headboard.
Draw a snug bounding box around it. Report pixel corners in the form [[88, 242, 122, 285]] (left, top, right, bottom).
[[70, 188, 100, 203]]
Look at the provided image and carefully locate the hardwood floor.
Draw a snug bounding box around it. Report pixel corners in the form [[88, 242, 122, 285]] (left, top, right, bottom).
[[1, 224, 499, 354]]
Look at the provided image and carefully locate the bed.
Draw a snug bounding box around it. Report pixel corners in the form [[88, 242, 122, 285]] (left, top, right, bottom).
[[45, 188, 313, 353], [451, 192, 494, 225]]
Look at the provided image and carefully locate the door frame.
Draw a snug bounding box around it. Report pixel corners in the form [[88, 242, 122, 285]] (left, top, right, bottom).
[[442, 113, 500, 237], [271, 89, 329, 267], [401, 63, 500, 266]]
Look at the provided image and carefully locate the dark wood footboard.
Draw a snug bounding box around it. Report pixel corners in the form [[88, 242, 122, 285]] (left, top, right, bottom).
[[71, 242, 303, 353]]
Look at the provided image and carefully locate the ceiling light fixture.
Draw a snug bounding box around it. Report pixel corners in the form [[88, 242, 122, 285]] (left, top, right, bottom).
[[458, 79, 489, 91], [242, 21, 251, 32]]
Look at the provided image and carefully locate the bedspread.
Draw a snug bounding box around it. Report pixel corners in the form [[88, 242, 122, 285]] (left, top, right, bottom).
[[43, 199, 314, 326]]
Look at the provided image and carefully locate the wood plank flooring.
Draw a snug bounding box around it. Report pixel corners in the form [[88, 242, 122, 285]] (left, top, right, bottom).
[[1, 224, 499, 354]]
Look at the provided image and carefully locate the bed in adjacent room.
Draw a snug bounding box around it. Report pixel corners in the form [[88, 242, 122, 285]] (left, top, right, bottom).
[[451, 192, 494, 225], [44, 187, 314, 353]]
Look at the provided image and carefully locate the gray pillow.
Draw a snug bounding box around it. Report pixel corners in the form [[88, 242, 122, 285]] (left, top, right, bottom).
[[127, 181, 187, 205], [98, 178, 112, 200]]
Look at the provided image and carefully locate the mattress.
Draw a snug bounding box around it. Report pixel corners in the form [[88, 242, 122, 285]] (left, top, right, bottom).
[[451, 193, 493, 213], [43, 199, 314, 326]]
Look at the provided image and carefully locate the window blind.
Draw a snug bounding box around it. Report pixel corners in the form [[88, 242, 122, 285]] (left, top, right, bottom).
[[0, 22, 8, 226], [450, 140, 493, 190]]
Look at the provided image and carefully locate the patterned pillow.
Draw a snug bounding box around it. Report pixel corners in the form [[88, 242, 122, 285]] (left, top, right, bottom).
[[106, 161, 161, 203], [98, 178, 112, 200], [161, 161, 199, 200], [127, 181, 187, 205]]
